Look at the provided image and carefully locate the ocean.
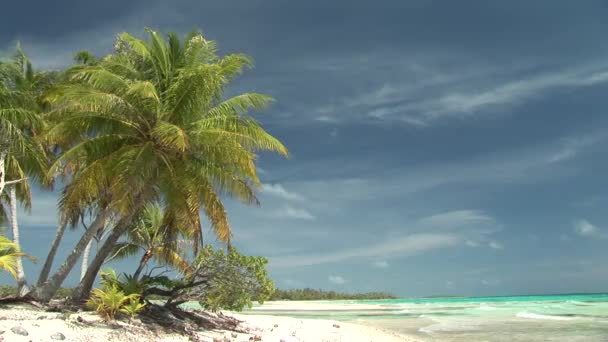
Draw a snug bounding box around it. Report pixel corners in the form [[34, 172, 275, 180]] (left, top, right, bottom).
[[244, 293, 608, 341]]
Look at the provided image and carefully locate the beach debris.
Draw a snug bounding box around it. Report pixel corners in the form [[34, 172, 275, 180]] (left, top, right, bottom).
[[248, 335, 262, 341], [10, 326, 28, 336], [50, 332, 66, 340], [274, 324, 278, 327], [231, 332, 238, 338], [36, 315, 46, 320], [213, 338, 222, 342], [332, 323, 340, 328], [76, 316, 85, 323], [223, 336, 231, 342]]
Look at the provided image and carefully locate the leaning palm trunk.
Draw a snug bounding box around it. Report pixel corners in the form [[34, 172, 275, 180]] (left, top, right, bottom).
[[74, 196, 147, 302], [80, 240, 93, 280], [32, 209, 109, 302], [9, 185, 28, 295], [36, 223, 67, 286]]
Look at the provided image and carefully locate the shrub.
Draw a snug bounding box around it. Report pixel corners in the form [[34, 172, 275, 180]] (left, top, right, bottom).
[[140, 246, 274, 312], [119, 298, 147, 319], [86, 269, 145, 320]]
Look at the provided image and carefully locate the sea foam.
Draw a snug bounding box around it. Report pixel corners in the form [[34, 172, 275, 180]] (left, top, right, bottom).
[[516, 311, 575, 321]]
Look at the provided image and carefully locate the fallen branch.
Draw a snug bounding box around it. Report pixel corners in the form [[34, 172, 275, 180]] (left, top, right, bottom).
[[0, 294, 43, 308]]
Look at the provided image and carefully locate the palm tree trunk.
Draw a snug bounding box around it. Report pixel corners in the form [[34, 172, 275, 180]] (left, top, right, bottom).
[[0, 152, 6, 195], [32, 209, 109, 302], [80, 240, 93, 281], [133, 250, 152, 280], [36, 223, 67, 286], [9, 185, 28, 295], [73, 195, 147, 302]]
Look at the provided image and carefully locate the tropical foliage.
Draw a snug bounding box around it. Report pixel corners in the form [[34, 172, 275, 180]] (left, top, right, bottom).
[[86, 285, 143, 321], [109, 203, 191, 280], [0, 235, 33, 279], [0, 29, 286, 330], [24, 28, 287, 303], [0, 44, 50, 293], [136, 245, 274, 312]]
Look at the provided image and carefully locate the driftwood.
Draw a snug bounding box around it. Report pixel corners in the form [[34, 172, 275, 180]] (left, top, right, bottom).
[[139, 303, 244, 342], [0, 294, 44, 308]]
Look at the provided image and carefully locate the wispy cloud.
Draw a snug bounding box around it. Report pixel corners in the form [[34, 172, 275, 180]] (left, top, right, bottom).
[[489, 241, 504, 250], [328, 275, 346, 284], [261, 183, 304, 201], [279, 130, 605, 212], [270, 210, 499, 268], [269, 205, 316, 221], [313, 61, 608, 125], [547, 132, 607, 163], [573, 219, 606, 239], [372, 260, 389, 268]]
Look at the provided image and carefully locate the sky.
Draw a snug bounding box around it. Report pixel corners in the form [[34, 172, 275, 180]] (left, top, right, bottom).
[[1, 0, 608, 297]]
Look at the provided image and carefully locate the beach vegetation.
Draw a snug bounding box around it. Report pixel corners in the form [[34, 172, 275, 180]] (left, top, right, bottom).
[[86, 286, 142, 321], [270, 288, 397, 301], [29, 28, 286, 302], [0, 43, 52, 294], [0, 235, 34, 280], [0, 27, 284, 337]]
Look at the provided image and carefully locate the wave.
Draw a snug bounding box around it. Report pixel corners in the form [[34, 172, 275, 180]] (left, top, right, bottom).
[[516, 311, 575, 321], [476, 305, 497, 310], [566, 300, 593, 306], [419, 321, 481, 334]]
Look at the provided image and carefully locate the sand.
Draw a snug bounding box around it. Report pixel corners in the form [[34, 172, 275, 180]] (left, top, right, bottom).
[[0, 304, 421, 342]]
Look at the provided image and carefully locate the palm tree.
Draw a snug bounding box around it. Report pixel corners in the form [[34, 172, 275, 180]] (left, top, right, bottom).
[[33, 29, 288, 302], [110, 203, 190, 280], [37, 51, 99, 287], [0, 44, 50, 294], [0, 234, 34, 280]]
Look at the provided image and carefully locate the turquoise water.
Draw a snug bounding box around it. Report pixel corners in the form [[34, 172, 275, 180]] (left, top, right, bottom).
[[244, 293, 608, 341]]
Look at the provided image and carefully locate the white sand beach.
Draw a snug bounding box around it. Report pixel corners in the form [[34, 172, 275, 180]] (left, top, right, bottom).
[[0, 305, 420, 342]]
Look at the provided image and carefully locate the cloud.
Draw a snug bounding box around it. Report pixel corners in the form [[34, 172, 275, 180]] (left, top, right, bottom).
[[372, 260, 389, 268], [574, 219, 606, 239], [417, 210, 495, 230], [466, 240, 479, 247], [410, 66, 608, 119], [269, 210, 500, 268], [328, 275, 346, 284], [270, 205, 315, 220], [261, 183, 304, 201], [310, 60, 608, 126], [547, 133, 607, 163], [489, 241, 504, 250]]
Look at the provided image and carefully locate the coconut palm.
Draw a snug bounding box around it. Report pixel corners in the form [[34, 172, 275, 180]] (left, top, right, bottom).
[[37, 51, 100, 286], [109, 203, 190, 281], [0, 44, 50, 294], [33, 29, 287, 302]]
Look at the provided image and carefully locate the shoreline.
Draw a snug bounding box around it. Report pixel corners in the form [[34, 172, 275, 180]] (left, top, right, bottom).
[[0, 304, 422, 342]]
